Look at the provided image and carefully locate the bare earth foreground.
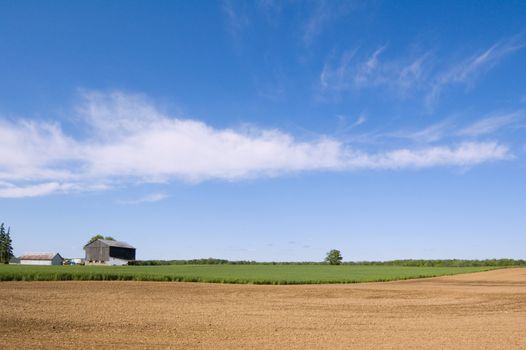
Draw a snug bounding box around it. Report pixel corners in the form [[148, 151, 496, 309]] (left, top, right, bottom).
[[1, 268, 526, 349]]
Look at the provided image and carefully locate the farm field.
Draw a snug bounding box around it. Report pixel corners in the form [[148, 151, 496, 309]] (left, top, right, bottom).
[[1, 268, 526, 349], [0, 264, 496, 284]]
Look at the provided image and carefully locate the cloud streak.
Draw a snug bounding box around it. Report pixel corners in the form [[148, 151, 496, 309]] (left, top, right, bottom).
[[0, 182, 72, 198], [117, 192, 169, 205], [320, 47, 430, 97], [302, 1, 332, 46], [302, 1, 354, 46], [320, 33, 526, 105], [388, 121, 452, 144], [222, 0, 250, 40], [0, 91, 512, 198], [427, 33, 526, 105], [457, 111, 521, 137], [384, 109, 523, 144]]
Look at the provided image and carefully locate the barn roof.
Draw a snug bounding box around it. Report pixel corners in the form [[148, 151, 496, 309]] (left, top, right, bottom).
[[19, 252, 62, 260], [98, 239, 135, 249]]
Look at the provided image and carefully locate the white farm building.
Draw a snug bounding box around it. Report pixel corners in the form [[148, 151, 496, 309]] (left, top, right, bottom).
[[19, 252, 64, 266]]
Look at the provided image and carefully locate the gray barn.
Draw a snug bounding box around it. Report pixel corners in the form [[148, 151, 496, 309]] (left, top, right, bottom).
[[84, 239, 136, 266]]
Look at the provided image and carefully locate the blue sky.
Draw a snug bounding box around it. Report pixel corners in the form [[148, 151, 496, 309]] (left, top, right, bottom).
[[1, 1, 525, 261]]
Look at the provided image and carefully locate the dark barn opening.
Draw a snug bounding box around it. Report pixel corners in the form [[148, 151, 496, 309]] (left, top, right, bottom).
[[109, 246, 136, 261]]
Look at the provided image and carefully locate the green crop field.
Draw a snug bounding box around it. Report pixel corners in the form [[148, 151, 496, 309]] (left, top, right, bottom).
[[0, 264, 498, 284]]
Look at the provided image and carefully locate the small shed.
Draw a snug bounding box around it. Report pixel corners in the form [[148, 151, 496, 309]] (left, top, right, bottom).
[[19, 252, 64, 266], [84, 239, 136, 266], [9, 257, 20, 264]]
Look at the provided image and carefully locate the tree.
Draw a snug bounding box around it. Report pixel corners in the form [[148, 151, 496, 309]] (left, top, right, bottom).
[[84, 234, 116, 247], [0, 223, 14, 264], [0, 223, 6, 263], [5, 227, 13, 263], [85, 234, 104, 247], [325, 249, 343, 265]]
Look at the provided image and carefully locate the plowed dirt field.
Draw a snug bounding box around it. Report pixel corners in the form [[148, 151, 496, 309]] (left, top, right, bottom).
[[1, 268, 526, 349]]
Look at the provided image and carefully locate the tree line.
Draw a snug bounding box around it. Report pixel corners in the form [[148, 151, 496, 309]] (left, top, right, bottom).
[[133, 250, 345, 266], [132, 257, 525, 267], [344, 259, 526, 267]]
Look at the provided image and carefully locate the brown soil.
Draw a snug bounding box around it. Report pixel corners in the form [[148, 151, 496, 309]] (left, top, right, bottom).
[[1, 268, 526, 349]]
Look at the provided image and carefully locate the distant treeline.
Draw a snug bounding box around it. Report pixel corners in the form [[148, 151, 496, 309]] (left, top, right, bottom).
[[130, 258, 251, 265], [131, 258, 526, 267], [345, 259, 526, 267]]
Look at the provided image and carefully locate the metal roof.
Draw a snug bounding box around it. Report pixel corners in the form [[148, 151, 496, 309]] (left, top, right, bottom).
[[19, 252, 62, 260], [98, 239, 135, 249]]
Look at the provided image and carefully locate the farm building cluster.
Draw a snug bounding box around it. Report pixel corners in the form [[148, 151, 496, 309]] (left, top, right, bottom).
[[11, 238, 136, 266]]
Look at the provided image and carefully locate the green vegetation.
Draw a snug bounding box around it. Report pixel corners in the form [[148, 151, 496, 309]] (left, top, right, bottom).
[[84, 234, 115, 247], [325, 249, 343, 265], [0, 223, 13, 264], [346, 259, 526, 267], [0, 264, 499, 284], [133, 258, 526, 267]]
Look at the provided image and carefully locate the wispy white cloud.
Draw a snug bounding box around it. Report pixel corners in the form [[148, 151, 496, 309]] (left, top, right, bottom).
[[321, 33, 526, 105], [353, 46, 387, 86], [0, 181, 108, 198], [0, 182, 70, 198], [117, 192, 169, 205], [385, 110, 523, 143], [320, 49, 355, 90], [0, 91, 512, 198], [427, 33, 526, 106], [222, 0, 250, 39], [352, 115, 367, 128], [389, 121, 452, 143], [302, 1, 354, 47], [346, 141, 510, 170], [303, 1, 332, 46], [457, 111, 522, 137], [334, 114, 367, 136], [320, 47, 430, 94]]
